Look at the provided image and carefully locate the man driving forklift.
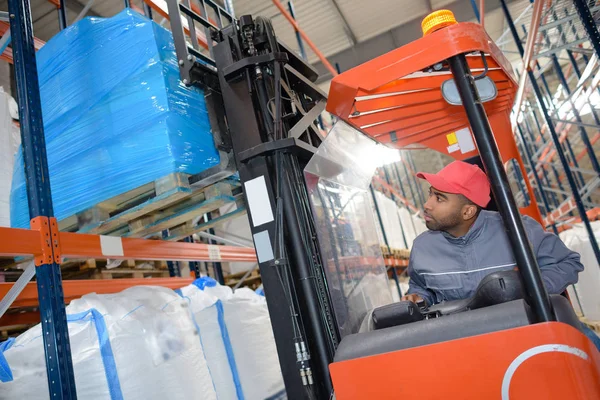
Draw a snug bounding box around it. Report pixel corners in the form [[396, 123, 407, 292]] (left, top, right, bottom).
[[400, 160, 600, 348]]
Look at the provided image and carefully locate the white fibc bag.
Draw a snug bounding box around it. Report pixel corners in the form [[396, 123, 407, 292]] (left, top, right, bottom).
[[178, 279, 240, 400], [561, 220, 600, 320], [0, 307, 114, 399], [181, 278, 285, 400], [0, 285, 217, 400], [221, 288, 285, 400]]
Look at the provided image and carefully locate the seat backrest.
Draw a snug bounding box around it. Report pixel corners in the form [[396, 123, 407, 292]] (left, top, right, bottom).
[[428, 270, 523, 315]]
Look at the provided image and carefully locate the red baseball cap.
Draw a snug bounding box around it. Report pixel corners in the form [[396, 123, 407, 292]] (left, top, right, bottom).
[[416, 161, 491, 207]]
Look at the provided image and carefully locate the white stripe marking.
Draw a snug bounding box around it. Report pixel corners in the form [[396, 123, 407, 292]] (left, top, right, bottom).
[[207, 245, 221, 261], [501, 344, 588, 400], [244, 176, 275, 227], [420, 263, 516, 276], [99, 235, 124, 257]]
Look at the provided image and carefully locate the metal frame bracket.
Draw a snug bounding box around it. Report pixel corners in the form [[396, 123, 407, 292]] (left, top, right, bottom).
[[30, 216, 61, 265]]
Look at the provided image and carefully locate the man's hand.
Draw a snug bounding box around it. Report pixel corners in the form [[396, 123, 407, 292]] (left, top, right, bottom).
[[401, 294, 423, 304]]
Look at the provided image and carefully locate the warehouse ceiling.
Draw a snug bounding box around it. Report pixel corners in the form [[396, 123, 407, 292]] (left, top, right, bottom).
[[0, 0, 531, 81]]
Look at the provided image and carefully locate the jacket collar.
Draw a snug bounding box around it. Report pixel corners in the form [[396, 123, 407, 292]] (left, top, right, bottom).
[[442, 210, 489, 244]]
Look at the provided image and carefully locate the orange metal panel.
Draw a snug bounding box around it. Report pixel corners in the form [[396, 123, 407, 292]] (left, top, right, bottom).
[[365, 100, 510, 140], [354, 69, 507, 101], [0, 226, 41, 257], [331, 322, 600, 399], [352, 93, 513, 128], [327, 22, 516, 119], [0, 278, 194, 308], [355, 79, 512, 113]]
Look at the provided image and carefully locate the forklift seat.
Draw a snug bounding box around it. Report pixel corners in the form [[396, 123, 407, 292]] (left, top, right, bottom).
[[371, 270, 525, 330], [334, 295, 581, 362]]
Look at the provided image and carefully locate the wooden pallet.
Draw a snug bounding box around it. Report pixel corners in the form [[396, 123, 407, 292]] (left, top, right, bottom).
[[580, 316, 600, 334], [59, 258, 169, 279], [57, 172, 242, 238], [380, 246, 411, 259], [93, 269, 171, 279], [224, 268, 262, 290]]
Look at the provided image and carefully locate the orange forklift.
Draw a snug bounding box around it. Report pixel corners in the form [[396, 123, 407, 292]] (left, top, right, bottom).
[[324, 10, 600, 399]]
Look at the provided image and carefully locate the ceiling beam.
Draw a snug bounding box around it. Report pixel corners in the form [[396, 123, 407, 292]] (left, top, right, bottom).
[[324, 0, 358, 45], [312, 0, 511, 84]]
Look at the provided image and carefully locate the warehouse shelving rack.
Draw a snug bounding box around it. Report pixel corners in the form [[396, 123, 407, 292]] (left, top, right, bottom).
[[0, 0, 257, 398], [497, 0, 600, 267]]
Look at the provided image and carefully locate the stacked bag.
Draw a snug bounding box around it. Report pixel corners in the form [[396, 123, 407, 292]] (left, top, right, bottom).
[[0, 278, 285, 400]]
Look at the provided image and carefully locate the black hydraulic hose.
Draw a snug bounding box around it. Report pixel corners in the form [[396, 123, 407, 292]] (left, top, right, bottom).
[[281, 158, 334, 396]]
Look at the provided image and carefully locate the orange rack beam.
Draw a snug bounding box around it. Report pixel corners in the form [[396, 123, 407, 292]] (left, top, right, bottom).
[[0, 278, 195, 308], [0, 224, 256, 313], [0, 21, 45, 64], [59, 231, 257, 262], [0, 226, 257, 262]]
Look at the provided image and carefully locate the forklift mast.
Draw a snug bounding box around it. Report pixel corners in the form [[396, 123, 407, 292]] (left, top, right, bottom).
[[165, 1, 347, 397]]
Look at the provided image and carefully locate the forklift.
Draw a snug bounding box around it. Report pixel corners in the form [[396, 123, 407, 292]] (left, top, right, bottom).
[[167, 3, 600, 398]]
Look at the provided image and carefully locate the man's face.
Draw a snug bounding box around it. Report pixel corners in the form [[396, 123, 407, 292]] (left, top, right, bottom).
[[422, 186, 465, 232]]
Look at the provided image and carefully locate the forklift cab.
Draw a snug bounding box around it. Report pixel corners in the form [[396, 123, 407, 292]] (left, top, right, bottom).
[[316, 10, 600, 399]]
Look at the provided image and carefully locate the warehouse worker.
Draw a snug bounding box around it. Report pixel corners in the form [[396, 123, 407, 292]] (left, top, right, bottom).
[[402, 160, 582, 305], [399, 160, 600, 348]]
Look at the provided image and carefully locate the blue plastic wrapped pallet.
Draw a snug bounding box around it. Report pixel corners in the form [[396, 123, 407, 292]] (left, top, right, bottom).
[[10, 9, 220, 228]]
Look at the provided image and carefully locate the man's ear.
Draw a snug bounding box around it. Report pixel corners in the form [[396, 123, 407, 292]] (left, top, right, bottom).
[[462, 204, 478, 221]]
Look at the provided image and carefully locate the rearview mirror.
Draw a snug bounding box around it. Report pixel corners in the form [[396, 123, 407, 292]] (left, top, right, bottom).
[[441, 76, 498, 105]]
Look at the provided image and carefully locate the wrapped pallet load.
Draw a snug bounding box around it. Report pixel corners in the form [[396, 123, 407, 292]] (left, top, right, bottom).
[[0, 279, 286, 399], [9, 9, 220, 228]]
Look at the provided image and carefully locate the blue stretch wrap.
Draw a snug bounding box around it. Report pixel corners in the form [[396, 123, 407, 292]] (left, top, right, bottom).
[[10, 9, 219, 227], [192, 276, 218, 290]]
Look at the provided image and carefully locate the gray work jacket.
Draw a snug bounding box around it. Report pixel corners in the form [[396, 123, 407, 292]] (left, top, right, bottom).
[[406, 210, 583, 306]]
